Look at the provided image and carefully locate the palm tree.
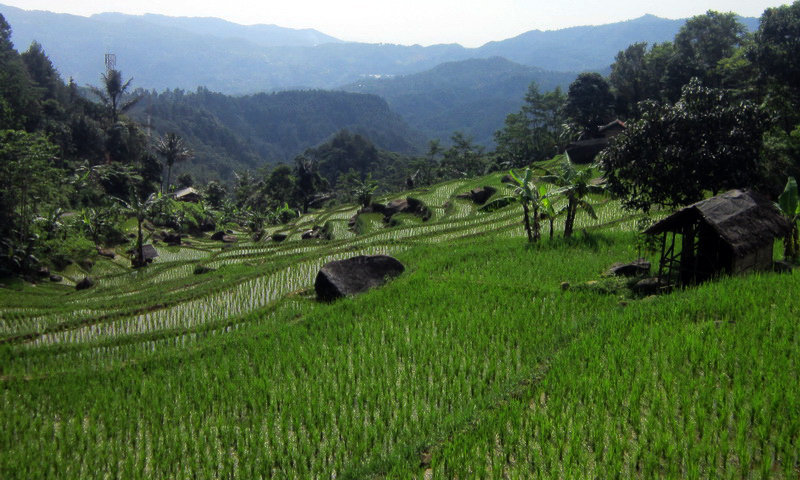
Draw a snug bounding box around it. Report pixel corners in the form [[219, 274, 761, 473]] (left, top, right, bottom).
[[155, 132, 192, 194], [542, 157, 603, 237], [89, 69, 139, 123]]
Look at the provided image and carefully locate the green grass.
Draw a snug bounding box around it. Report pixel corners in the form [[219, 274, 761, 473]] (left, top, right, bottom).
[[0, 173, 797, 479]]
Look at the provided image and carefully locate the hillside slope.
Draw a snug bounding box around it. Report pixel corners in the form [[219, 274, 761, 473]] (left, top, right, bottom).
[[128, 88, 426, 181]]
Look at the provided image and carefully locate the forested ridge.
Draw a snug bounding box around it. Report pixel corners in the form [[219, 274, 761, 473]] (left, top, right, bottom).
[[128, 88, 426, 182]]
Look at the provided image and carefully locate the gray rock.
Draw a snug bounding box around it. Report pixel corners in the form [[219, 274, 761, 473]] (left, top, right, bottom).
[[162, 232, 182, 246], [458, 186, 497, 205], [315, 255, 405, 301], [75, 276, 95, 290], [49, 274, 62, 282]]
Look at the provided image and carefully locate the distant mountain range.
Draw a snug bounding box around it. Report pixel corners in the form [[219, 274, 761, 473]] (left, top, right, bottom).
[[1, 4, 758, 94], [341, 57, 577, 146]]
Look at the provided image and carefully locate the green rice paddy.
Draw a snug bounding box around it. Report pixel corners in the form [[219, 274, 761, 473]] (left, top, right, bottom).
[[1, 173, 797, 478]]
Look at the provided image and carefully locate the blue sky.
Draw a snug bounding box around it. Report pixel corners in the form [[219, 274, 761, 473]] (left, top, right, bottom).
[[2, 0, 791, 46]]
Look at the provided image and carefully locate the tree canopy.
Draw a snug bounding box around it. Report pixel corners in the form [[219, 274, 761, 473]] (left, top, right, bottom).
[[599, 79, 766, 212]]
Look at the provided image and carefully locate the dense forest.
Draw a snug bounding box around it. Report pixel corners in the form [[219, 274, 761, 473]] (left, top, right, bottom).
[[1, 3, 800, 279], [128, 88, 426, 182]]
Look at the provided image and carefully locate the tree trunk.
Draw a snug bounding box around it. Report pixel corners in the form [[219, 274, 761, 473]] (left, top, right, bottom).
[[165, 163, 173, 195], [533, 206, 540, 241], [522, 202, 533, 243], [564, 199, 576, 238], [135, 215, 144, 268], [786, 224, 799, 262], [549, 219, 554, 240]]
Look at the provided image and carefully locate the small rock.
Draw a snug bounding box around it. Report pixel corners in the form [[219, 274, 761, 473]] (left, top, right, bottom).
[[49, 274, 63, 282], [79, 258, 94, 271], [560, 281, 570, 291], [221, 235, 237, 243], [632, 277, 662, 296], [37, 266, 50, 278], [585, 280, 599, 287], [75, 276, 95, 290], [605, 259, 650, 277], [272, 233, 287, 242], [97, 248, 116, 259]]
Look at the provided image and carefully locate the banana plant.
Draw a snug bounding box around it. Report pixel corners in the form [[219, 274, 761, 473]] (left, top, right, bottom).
[[507, 168, 545, 242], [540, 189, 565, 240], [541, 156, 603, 237], [778, 176, 800, 262]]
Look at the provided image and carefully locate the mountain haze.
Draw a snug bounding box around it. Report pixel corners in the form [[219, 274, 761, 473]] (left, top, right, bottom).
[[1, 4, 758, 94]]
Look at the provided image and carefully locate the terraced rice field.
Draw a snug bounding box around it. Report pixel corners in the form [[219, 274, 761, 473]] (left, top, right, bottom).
[[1, 174, 797, 479]]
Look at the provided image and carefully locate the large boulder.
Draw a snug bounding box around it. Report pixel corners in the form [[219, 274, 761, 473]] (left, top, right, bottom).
[[457, 186, 497, 205], [161, 231, 182, 246], [75, 276, 95, 290], [315, 255, 405, 301], [383, 197, 431, 221]]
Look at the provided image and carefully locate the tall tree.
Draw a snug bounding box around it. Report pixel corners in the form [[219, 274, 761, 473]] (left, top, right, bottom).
[[155, 132, 192, 194], [90, 69, 139, 124], [0, 14, 40, 130], [750, 1, 800, 131], [440, 132, 485, 177], [564, 73, 615, 138], [670, 11, 748, 92], [609, 42, 649, 118], [495, 83, 566, 167], [599, 79, 766, 212]]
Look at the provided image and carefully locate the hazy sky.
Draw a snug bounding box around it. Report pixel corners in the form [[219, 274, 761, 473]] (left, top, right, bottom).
[[2, 1, 791, 46]]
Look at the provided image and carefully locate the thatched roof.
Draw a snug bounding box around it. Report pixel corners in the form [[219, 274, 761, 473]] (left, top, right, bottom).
[[645, 189, 791, 256]]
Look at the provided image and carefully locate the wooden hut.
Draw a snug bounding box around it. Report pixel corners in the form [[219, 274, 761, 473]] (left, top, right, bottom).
[[645, 190, 789, 285]]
